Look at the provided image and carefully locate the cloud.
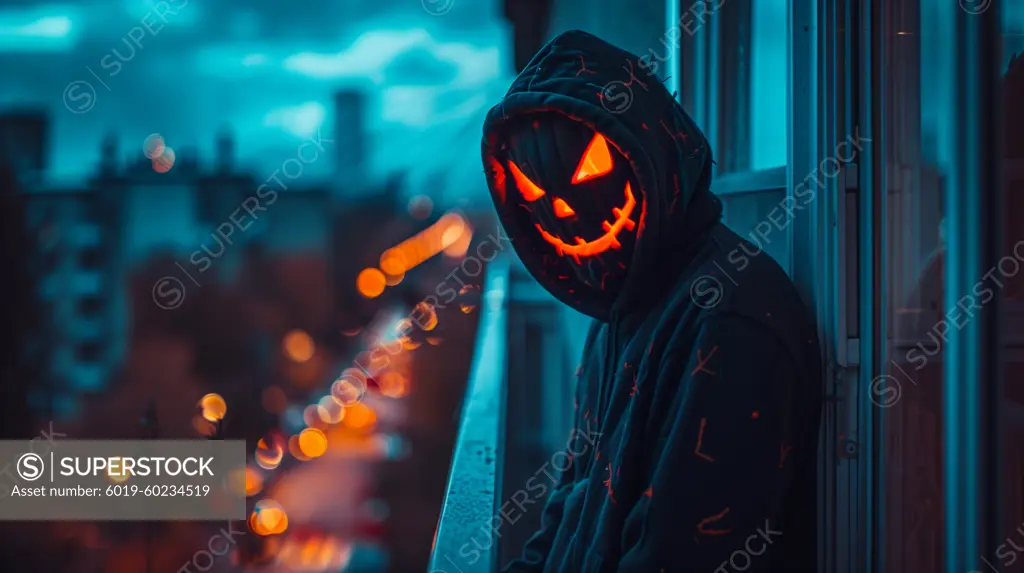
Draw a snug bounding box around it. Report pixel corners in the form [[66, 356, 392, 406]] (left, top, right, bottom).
[[382, 47, 458, 85]]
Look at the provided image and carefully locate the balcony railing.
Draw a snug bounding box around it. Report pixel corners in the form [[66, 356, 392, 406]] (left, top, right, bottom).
[[428, 258, 510, 573], [428, 256, 577, 572]]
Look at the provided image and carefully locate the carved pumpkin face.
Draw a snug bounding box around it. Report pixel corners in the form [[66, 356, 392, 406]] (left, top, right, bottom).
[[501, 114, 641, 290]]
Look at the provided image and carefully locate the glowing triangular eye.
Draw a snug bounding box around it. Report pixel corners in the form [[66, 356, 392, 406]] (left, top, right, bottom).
[[572, 133, 613, 183], [508, 160, 546, 202]]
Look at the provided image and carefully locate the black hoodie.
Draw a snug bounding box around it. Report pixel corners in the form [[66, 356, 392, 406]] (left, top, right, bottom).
[[482, 31, 821, 573]]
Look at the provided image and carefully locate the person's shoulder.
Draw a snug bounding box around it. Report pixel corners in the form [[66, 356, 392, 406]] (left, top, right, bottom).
[[662, 225, 818, 364], [680, 225, 807, 319]]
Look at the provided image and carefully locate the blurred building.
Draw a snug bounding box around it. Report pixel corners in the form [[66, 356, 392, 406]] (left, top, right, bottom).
[[333, 89, 369, 196], [3, 88, 386, 417], [0, 111, 47, 188]]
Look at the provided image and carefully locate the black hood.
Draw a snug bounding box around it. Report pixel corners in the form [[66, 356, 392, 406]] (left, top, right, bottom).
[[482, 30, 721, 321]]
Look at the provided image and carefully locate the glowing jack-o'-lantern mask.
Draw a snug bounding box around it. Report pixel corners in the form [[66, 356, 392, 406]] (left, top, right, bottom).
[[500, 114, 641, 289]]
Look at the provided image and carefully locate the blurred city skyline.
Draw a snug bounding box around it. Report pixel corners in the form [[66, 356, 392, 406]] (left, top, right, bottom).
[[0, 0, 514, 204]]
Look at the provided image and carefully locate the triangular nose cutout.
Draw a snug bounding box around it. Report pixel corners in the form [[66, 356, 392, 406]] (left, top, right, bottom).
[[553, 198, 576, 218], [572, 133, 613, 183]]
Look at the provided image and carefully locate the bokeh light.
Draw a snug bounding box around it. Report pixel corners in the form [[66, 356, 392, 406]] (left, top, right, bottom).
[[395, 317, 421, 350], [458, 284, 481, 314], [250, 499, 289, 536], [255, 433, 286, 470], [317, 395, 345, 424], [297, 427, 328, 459], [142, 133, 165, 159], [356, 268, 387, 298], [331, 369, 368, 406], [378, 371, 410, 398], [244, 466, 263, 497], [198, 393, 227, 422], [443, 223, 473, 258], [408, 195, 433, 219], [342, 403, 377, 432], [426, 336, 443, 346], [282, 329, 315, 363], [288, 435, 311, 462], [302, 404, 324, 429], [278, 534, 352, 570], [106, 457, 131, 484], [152, 147, 176, 173], [413, 301, 438, 331], [379, 249, 407, 276]]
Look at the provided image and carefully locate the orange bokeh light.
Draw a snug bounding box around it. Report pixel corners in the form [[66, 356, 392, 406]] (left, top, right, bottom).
[[413, 301, 438, 331], [378, 371, 410, 398], [251, 500, 288, 536], [152, 147, 175, 173], [283, 329, 315, 362], [297, 428, 328, 459], [356, 268, 387, 298], [443, 225, 473, 258], [288, 435, 311, 461], [198, 393, 227, 422], [379, 249, 407, 276], [255, 433, 285, 470], [245, 466, 263, 497], [317, 396, 345, 424], [342, 403, 377, 432]]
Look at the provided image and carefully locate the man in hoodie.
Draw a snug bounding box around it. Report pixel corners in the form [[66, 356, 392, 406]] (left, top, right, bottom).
[[481, 31, 822, 572]]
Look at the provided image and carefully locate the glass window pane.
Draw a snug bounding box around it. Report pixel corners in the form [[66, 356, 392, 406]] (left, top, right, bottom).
[[882, 2, 951, 571], [750, 0, 788, 170]]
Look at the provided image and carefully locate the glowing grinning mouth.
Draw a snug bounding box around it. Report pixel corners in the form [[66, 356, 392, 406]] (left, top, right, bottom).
[[534, 182, 637, 264]]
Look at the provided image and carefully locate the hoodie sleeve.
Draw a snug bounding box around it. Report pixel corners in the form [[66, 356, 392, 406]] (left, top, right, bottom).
[[501, 469, 575, 573], [617, 314, 799, 572]]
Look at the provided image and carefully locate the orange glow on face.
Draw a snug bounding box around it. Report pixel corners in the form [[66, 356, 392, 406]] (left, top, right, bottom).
[[572, 132, 613, 183], [508, 160, 546, 201], [356, 268, 387, 298], [552, 198, 576, 218], [535, 182, 638, 260]]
